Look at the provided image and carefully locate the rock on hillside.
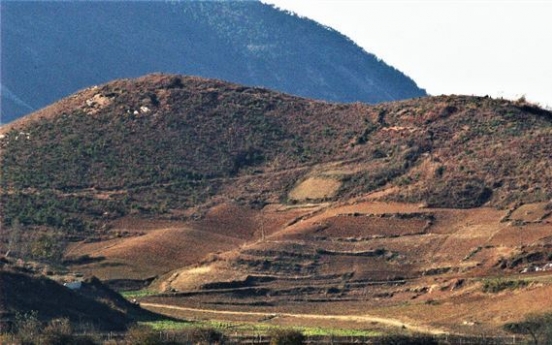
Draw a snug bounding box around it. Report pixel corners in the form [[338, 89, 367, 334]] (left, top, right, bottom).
[[0, 74, 551, 241], [0, 0, 425, 123]]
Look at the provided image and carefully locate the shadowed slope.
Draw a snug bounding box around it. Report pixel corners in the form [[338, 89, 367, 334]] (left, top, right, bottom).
[[0, 269, 147, 331]]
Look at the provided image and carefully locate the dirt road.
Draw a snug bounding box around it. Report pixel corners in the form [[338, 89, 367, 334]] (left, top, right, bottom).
[[140, 302, 446, 335]]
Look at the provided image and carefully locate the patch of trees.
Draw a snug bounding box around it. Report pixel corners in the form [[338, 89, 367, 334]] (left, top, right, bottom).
[[505, 313, 552, 345]]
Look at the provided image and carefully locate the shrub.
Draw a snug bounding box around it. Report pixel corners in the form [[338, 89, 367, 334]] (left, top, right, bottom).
[[183, 327, 226, 345], [269, 329, 305, 345], [504, 312, 552, 345], [0, 334, 17, 344], [482, 278, 527, 293], [424, 178, 493, 209], [15, 310, 41, 345], [42, 318, 72, 345], [68, 335, 99, 345], [40, 318, 98, 345], [125, 324, 163, 345], [42, 332, 98, 345], [378, 333, 438, 345]]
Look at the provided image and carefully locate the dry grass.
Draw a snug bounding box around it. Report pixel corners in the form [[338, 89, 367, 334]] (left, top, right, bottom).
[[52, 196, 552, 335], [110, 199, 551, 335], [510, 202, 551, 222], [289, 177, 342, 201], [67, 226, 243, 280]]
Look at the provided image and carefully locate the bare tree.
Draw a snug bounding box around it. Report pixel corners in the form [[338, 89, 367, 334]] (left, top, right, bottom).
[[5, 219, 22, 258]]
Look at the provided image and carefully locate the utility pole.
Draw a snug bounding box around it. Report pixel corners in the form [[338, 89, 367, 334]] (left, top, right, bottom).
[[519, 222, 523, 248], [260, 206, 265, 242]]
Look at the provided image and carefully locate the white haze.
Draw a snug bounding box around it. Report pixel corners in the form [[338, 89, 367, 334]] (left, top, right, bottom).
[[262, 0, 552, 108]]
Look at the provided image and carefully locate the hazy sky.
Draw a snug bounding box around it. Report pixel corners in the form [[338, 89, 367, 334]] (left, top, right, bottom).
[[261, 1, 552, 107]]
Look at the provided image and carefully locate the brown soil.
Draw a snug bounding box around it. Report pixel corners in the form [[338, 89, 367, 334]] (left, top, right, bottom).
[[110, 201, 552, 335]]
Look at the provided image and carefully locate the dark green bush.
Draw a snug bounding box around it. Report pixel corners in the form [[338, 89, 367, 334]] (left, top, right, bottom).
[[14, 311, 41, 345], [184, 327, 226, 345], [482, 279, 527, 293], [504, 312, 552, 345], [125, 325, 164, 345], [378, 333, 438, 345], [269, 329, 305, 345]]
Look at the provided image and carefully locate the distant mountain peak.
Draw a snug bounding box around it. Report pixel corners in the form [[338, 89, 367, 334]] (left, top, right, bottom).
[[1, 0, 425, 123]]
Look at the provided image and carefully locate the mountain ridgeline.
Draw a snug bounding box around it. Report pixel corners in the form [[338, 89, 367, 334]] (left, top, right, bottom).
[[1, 74, 551, 237], [0, 0, 425, 123]]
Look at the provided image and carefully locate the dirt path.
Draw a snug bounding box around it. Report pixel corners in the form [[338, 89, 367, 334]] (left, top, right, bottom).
[[140, 302, 446, 335]]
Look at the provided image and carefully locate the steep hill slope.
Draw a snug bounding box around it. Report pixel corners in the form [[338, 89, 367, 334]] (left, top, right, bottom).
[[0, 0, 425, 123], [1, 74, 550, 237]]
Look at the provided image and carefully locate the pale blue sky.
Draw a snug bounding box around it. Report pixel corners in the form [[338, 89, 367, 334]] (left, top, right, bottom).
[[262, 1, 552, 107]]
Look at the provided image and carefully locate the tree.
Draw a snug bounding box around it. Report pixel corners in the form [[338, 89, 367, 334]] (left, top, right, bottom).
[[5, 219, 22, 258], [504, 312, 552, 345], [15, 311, 41, 345]]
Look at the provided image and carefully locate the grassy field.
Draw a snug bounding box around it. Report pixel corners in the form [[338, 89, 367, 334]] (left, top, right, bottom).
[[140, 319, 380, 337]]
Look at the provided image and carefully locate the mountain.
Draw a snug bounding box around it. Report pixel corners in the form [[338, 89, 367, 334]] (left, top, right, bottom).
[[0, 0, 425, 124], [1, 74, 551, 335]]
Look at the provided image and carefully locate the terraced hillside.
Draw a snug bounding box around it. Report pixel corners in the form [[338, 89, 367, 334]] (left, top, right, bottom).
[[1, 74, 551, 335]]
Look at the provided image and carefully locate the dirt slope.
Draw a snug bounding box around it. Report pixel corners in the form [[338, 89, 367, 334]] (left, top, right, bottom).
[[135, 199, 551, 334]]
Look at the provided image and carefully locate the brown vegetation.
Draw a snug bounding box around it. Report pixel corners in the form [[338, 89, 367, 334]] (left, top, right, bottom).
[[1, 74, 551, 338]]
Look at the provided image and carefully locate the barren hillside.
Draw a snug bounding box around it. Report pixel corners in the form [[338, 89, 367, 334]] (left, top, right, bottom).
[[1, 74, 551, 335]]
